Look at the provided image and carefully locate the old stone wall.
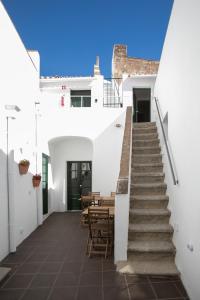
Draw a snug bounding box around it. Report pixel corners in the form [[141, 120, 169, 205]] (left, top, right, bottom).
[[112, 44, 159, 78]]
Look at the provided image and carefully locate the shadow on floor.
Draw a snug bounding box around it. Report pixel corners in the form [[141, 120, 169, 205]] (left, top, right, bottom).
[[0, 212, 189, 300]]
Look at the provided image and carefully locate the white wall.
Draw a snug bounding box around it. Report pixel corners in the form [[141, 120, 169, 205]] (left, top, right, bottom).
[[49, 137, 93, 211], [93, 111, 126, 195], [0, 2, 41, 260], [154, 1, 200, 299], [122, 75, 156, 120], [48, 109, 126, 211]]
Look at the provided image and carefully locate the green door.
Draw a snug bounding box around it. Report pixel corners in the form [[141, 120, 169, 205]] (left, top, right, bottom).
[[67, 161, 92, 210], [42, 154, 49, 215]]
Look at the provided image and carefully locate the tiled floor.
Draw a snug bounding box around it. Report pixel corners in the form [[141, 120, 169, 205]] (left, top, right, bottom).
[[0, 212, 189, 300]]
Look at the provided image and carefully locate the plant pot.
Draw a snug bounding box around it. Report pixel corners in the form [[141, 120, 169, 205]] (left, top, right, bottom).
[[32, 175, 41, 188], [18, 160, 30, 175]]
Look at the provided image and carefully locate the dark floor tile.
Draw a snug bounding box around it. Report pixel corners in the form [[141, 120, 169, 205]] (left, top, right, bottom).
[[39, 262, 62, 273], [103, 271, 126, 287], [80, 271, 102, 286], [0, 289, 25, 300], [174, 280, 189, 297], [77, 286, 102, 300], [27, 253, 48, 262], [49, 287, 77, 300], [30, 274, 56, 288], [61, 262, 82, 273], [152, 281, 182, 299], [3, 253, 29, 264], [149, 275, 180, 282], [21, 288, 50, 300], [2, 274, 34, 289], [82, 260, 102, 272], [46, 252, 67, 262], [102, 259, 116, 272], [16, 263, 41, 274], [104, 286, 129, 300], [129, 283, 156, 300], [55, 272, 79, 287], [126, 275, 149, 285]]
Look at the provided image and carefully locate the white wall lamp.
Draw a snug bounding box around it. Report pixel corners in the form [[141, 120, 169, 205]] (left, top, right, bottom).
[[115, 123, 122, 128], [5, 105, 21, 112]]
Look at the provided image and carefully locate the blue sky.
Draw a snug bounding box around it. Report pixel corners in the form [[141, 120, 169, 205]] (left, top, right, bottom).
[[2, 0, 173, 77]]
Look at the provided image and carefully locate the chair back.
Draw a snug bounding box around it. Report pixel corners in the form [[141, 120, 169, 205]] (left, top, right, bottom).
[[81, 195, 94, 209], [88, 208, 110, 237], [99, 196, 115, 207]]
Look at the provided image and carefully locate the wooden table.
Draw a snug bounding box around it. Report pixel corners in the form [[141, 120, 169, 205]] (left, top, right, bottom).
[[82, 206, 115, 217]]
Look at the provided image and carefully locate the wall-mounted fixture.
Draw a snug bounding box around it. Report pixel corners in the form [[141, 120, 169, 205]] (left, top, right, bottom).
[[5, 105, 21, 112], [115, 123, 122, 128], [95, 99, 98, 103]]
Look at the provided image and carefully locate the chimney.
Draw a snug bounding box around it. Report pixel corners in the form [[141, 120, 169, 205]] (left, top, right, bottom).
[[94, 56, 101, 75]]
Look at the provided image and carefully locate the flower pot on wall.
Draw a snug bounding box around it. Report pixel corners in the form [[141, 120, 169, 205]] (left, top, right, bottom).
[[18, 160, 30, 175], [32, 174, 41, 188]]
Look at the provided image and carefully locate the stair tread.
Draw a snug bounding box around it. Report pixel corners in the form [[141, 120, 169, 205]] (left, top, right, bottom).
[[133, 162, 163, 166], [129, 223, 173, 233], [133, 139, 159, 142], [130, 208, 170, 216], [133, 153, 161, 157], [132, 183, 167, 188], [133, 172, 164, 177], [117, 260, 179, 275], [128, 240, 175, 252], [131, 195, 169, 200]]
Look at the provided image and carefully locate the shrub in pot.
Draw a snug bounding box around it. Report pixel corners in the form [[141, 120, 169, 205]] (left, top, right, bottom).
[[32, 174, 41, 187], [18, 159, 30, 175]]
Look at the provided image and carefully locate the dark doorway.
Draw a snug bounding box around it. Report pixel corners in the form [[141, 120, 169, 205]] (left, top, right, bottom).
[[133, 88, 151, 122], [42, 153, 49, 215], [67, 161, 92, 210]]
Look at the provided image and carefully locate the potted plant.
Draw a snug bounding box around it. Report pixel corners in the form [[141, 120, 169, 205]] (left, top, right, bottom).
[[18, 159, 30, 175], [32, 174, 41, 187]]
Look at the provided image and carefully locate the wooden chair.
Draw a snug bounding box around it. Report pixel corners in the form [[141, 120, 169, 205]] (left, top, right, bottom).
[[99, 196, 115, 207], [87, 207, 113, 258], [80, 195, 94, 226]]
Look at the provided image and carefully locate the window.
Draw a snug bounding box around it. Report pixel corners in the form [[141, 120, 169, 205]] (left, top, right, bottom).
[[71, 90, 91, 107]]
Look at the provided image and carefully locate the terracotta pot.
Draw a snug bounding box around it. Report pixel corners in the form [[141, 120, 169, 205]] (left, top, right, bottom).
[[18, 162, 30, 175], [32, 175, 41, 188]]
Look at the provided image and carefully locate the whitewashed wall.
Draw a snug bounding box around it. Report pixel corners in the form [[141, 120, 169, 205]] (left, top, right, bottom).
[[122, 75, 156, 120], [0, 2, 41, 259], [49, 137, 93, 211], [46, 109, 126, 211], [154, 1, 200, 299]]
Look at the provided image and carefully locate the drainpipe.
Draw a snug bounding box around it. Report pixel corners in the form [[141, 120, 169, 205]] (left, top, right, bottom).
[[6, 117, 16, 253]]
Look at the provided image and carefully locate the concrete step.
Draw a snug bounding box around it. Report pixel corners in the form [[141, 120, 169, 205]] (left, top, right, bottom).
[[129, 208, 170, 224], [131, 183, 167, 195], [128, 240, 175, 253], [133, 127, 157, 134], [129, 223, 173, 241], [133, 122, 156, 128], [133, 154, 162, 164], [130, 195, 169, 209], [132, 173, 165, 183], [117, 259, 179, 275], [132, 163, 163, 173], [133, 146, 161, 155], [133, 139, 160, 147], [133, 133, 158, 140], [0, 267, 11, 283]]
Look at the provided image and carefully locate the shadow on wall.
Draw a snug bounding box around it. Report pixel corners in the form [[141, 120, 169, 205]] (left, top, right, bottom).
[[0, 149, 54, 261]]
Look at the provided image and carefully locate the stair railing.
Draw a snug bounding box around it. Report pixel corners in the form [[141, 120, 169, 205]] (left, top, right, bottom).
[[154, 97, 178, 185]]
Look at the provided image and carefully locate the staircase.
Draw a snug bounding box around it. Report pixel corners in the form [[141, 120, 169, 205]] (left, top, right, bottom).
[[117, 122, 178, 275]]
